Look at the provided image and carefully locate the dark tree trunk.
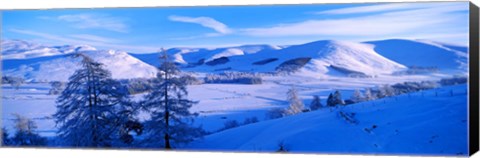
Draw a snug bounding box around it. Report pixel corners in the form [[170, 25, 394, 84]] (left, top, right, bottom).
[[164, 69, 171, 149]]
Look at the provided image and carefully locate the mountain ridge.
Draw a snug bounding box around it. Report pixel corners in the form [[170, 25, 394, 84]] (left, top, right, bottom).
[[1, 39, 468, 81]]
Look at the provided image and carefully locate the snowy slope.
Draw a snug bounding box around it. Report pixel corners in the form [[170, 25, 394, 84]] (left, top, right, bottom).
[[131, 45, 282, 67], [277, 40, 407, 75], [188, 84, 468, 156], [3, 39, 468, 81], [3, 46, 158, 82], [1, 39, 96, 59], [367, 39, 468, 73], [180, 40, 407, 76]]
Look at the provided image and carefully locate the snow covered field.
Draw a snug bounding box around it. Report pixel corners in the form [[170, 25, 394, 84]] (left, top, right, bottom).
[[1, 76, 469, 155], [0, 38, 470, 156]]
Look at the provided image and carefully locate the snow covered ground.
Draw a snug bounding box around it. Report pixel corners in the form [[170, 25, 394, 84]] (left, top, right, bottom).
[[1, 74, 466, 144], [186, 84, 468, 156]]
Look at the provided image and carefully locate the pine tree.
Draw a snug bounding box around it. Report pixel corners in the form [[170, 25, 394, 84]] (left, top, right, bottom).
[[142, 49, 203, 149], [10, 114, 46, 146], [333, 90, 345, 106], [350, 89, 364, 103], [383, 84, 396, 97], [48, 81, 65, 95], [309, 95, 323, 111], [377, 85, 395, 98], [364, 88, 375, 101], [284, 87, 305, 115], [53, 53, 131, 147], [327, 93, 334, 107], [1, 127, 9, 145]]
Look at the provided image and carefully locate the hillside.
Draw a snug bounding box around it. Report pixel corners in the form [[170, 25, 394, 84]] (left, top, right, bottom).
[[187, 84, 468, 156], [2, 39, 468, 81], [2, 42, 158, 82], [1, 39, 96, 59], [131, 39, 467, 77], [367, 39, 468, 73]]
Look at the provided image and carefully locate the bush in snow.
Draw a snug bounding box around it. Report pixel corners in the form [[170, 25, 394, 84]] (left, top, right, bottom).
[[223, 120, 240, 130], [2, 76, 25, 90], [10, 114, 47, 146], [363, 88, 376, 101], [439, 76, 467, 86], [284, 87, 305, 115], [180, 74, 204, 85], [243, 117, 259, 125], [118, 120, 143, 145], [393, 66, 439, 75], [344, 99, 356, 105], [204, 72, 262, 84], [350, 89, 364, 103], [276, 141, 289, 152], [327, 90, 345, 107], [53, 53, 135, 147], [266, 108, 286, 120], [376, 84, 396, 98], [1, 127, 10, 146], [309, 95, 323, 111], [391, 81, 440, 94], [141, 50, 204, 149], [120, 78, 155, 95], [48, 81, 65, 95]]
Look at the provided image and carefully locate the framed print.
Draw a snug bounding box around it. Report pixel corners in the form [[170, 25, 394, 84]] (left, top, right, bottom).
[[1, 1, 479, 157]]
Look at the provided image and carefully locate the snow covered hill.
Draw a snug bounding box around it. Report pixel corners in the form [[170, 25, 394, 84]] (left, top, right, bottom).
[[187, 84, 468, 156], [131, 39, 467, 77], [2, 43, 158, 82], [1, 40, 96, 59], [2, 39, 468, 81], [130, 44, 282, 67], [174, 40, 408, 76], [367, 39, 468, 74]]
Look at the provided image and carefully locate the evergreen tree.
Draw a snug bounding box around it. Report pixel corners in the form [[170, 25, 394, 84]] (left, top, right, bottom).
[[309, 95, 323, 111], [2, 127, 9, 146], [3, 76, 25, 90], [364, 88, 375, 101], [327, 93, 334, 107], [350, 89, 364, 103], [53, 53, 131, 147], [10, 114, 46, 146], [266, 108, 286, 119], [284, 87, 305, 115], [141, 49, 203, 149], [383, 84, 396, 97], [48, 81, 65, 95], [332, 90, 345, 106], [377, 85, 395, 98]]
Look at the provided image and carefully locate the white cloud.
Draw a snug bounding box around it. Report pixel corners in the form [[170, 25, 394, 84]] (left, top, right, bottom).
[[10, 29, 157, 52], [313, 3, 423, 15], [53, 14, 128, 33], [240, 2, 468, 40], [69, 34, 120, 43], [168, 15, 232, 34]]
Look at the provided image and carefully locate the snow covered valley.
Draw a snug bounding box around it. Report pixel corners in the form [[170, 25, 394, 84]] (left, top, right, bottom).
[[1, 78, 469, 155], [0, 39, 470, 156]]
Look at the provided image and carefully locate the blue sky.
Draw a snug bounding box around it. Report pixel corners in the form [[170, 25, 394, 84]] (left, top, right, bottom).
[[1, 2, 469, 53]]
